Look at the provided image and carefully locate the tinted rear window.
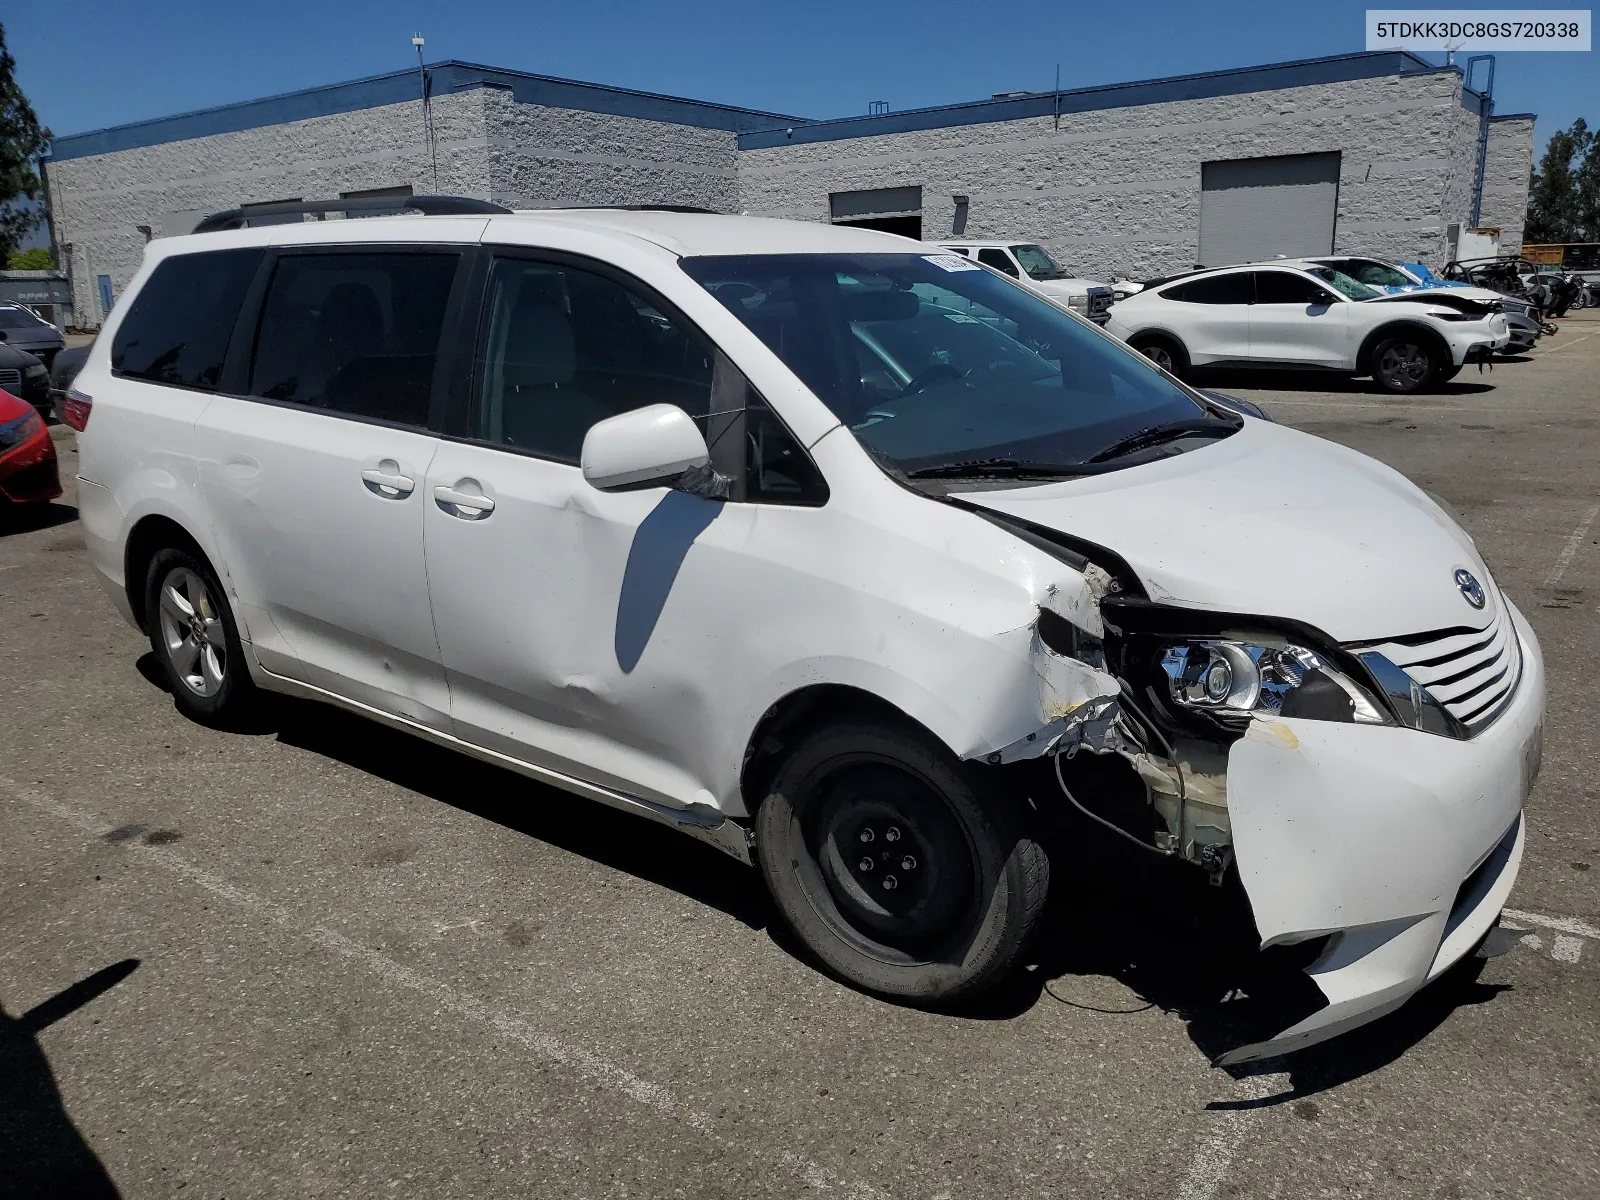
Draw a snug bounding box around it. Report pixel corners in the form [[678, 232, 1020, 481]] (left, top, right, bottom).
[[247, 251, 459, 426], [1163, 274, 1252, 304], [111, 249, 263, 389]]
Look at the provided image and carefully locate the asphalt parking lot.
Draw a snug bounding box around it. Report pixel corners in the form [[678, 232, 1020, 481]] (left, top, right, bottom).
[[3, 313, 1598, 1200]]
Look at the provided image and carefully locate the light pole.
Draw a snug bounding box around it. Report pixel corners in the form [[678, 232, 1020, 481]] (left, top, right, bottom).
[[413, 34, 439, 190]]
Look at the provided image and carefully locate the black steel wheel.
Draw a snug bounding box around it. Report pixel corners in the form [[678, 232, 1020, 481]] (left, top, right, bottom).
[[756, 719, 1048, 1003]]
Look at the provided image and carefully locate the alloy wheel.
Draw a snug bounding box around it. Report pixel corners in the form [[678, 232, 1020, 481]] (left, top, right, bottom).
[[157, 567, 227, 698], [1377, 342, 1431, 390], [1141, 345, 1174, 371]]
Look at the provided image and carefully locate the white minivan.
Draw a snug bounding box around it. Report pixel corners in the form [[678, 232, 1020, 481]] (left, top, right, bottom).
[[71, 201, 1543, 1064]]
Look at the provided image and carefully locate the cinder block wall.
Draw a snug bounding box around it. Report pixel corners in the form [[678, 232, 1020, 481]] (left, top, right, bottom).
[[1479, 116, 1536, 254], [484, 91, 739, 211], [737, 72, 1480, 279]]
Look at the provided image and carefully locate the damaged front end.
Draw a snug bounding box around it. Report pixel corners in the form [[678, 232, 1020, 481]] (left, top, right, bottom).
[[988, 574, 1540, 1065]]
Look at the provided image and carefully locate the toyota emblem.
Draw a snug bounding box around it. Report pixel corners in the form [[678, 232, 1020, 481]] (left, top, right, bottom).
[[1454, 568, 1486, 609]]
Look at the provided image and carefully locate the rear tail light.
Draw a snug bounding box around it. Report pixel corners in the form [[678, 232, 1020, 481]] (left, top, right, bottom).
[[63, 388, 92, 432]]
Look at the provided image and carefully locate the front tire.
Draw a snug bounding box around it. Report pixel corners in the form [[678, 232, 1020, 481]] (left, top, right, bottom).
[[756, 720, 1048, 1004], [144, 547, 257, 727], [1370, 334, 1443, 393]]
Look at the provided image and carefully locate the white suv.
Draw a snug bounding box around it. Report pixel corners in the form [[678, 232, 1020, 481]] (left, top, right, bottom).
[[72, 203, 1542, 1063], [1104, 261, 1508, 392]]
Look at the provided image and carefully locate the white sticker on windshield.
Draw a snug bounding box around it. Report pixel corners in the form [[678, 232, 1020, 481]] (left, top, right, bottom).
[[923, 254, 981, 273]]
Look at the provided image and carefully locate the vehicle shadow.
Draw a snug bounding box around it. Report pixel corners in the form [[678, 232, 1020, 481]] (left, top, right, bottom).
[[263, 696, 771, 929], [1190, 368, 1497, 397], [0, 501, 78, 536], [0, 958, 139, 1200]]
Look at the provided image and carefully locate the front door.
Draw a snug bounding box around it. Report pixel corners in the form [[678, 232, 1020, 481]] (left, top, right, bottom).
[[195, 247, 465, 728], [421, 252, 742, 808]]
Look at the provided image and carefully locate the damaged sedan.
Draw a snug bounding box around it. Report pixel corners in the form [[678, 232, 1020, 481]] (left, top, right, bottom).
[[79, 207, 1543, 1065]]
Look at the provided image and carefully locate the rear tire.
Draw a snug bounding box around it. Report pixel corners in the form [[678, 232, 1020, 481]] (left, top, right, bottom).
[[1130, 334, 1190, 380], [144, 547, 258, 727], [756, 719, 1048, 1005], [1369, 334, 1443, 394]]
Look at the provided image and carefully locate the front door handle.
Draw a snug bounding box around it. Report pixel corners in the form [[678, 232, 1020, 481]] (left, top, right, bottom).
[[361, 461, 415, 498], [434, 484, 496, 519]]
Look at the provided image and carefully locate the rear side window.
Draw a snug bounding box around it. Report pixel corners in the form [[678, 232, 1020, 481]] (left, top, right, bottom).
[[112, 249, 263, 389], [1162, 274, 1253, 304], [248, 251, 459, 426]]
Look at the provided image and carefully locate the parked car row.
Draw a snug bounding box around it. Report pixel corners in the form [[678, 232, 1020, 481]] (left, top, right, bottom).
[[1103, 259, 1507, 393]]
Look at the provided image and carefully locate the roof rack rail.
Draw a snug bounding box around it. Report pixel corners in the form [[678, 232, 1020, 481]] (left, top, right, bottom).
[[192, 195, 512, 234]]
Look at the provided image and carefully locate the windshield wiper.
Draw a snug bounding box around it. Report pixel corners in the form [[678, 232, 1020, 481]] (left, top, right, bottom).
[[1086, 417, 1240, 463], [905, 457, 1093, 480]]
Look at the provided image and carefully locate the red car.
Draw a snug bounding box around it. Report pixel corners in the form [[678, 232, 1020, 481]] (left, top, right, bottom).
[[0, 386, 62, 507]]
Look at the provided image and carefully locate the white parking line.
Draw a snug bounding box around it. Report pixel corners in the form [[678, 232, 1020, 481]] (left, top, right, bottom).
[[1503, 908, 1600, 939], [0, 775, 888, 1200], [1534, 327, 1600, 356], [1175, 1073, 1286, 1200], [1543, 501, 1600, 588]]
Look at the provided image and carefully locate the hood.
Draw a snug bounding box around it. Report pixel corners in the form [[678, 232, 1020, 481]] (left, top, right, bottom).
[[955, 420, 1498, 644]]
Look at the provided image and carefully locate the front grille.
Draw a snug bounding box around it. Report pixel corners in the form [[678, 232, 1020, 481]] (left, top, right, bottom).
[[0, 368, 20, 393], [1088, 289, 1113, 318], [1359, 603, 1523, 734]]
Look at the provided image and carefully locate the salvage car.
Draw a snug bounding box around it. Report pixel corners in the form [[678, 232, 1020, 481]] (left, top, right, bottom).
[[72, 200, 1543, 1063], [0, 301, 66, 368], [0, 341, 51, 418], [935, 240, 1114, 323], [0, 383, 62, 508], [1291, 256, 1542, 354], [1105, 262, 1507, 392]]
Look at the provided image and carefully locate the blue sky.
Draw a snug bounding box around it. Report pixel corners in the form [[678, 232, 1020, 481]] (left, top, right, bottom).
[[8, 1, 1593, 151]]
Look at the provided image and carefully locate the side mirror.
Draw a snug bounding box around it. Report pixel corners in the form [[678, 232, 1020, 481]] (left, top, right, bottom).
[[581, 404, 710, 493], [1312, 290, 1337, 306]]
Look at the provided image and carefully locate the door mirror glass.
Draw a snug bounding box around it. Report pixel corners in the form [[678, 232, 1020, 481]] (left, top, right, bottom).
[[581, 403, 710, 492]]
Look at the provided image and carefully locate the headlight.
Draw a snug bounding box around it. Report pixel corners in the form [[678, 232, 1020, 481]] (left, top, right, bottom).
[[25, 362, 47, 377], [1066, 294, 1089, 312], [1160, 639, 1389, 725]]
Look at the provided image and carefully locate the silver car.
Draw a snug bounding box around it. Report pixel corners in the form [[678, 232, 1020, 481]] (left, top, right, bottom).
[[0, 303, 66, 367]]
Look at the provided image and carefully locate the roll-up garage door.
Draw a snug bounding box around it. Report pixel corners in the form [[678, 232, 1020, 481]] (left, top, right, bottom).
[[830, 186, 922, 239], [1198, 152, 1341, 268]]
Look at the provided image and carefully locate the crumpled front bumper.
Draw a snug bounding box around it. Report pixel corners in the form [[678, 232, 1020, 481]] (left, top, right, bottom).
[[1216, 603, 1544, 1064]]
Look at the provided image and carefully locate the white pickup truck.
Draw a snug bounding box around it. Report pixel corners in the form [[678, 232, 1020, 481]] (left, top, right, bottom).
[[934, 240, 1113, 323]]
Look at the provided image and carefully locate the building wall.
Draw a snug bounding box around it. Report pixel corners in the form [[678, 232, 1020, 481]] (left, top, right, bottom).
[[738, 72, 1479, 279], [44, 89, 493, 326], [483, 90, 739, 211], [1479, 116, 1536, 254]]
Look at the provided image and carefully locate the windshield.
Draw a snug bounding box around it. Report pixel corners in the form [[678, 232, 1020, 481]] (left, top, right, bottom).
[[1011, 244, 1068, 280], [1306, 266, 1382, 301], [0, 307, 44, 330], [1339, 260, 1415, 288], [680, 253, 1220, 476]]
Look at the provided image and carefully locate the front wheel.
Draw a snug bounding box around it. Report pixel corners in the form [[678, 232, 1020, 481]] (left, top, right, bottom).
[[756, 720, 1048, 1004], [1369, 335, 1442, 393], [144, 547, 258, 727]]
